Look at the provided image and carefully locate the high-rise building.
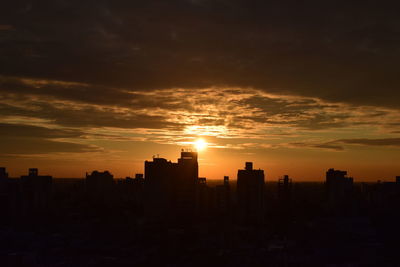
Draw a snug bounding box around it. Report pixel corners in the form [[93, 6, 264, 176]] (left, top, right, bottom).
[[326, 168, 353, 210], [144, 150, 199, 222], [0, 167, 10, 217], [175, 151, 198, 219], [144, 157, 175, 220], [215, 176, 231, 216], [196, 177, 212, 218], [237, 162, 265, 224], [278, 175, 292, 203], [85, 170, 114, 198], [20, 168, 52, 214], [0, 167, 8, 179], [122, 173, 145, 213], [0, 167, 8, 192], [278, 175, 293, 228]]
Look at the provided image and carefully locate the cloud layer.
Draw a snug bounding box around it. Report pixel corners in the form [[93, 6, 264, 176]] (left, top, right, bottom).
[[1, 1, 400, 179], [1, 1, 400, 108], [1, 75, 400, 156]]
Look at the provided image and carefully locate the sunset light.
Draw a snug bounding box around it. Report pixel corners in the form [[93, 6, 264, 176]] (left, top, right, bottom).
[[2, 1, 400, 265], [194, 138, 207, 151]]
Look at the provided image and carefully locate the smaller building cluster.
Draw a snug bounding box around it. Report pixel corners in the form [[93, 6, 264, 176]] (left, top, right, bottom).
[[1, 152, 400, 265], [0, 151, 399, 225]]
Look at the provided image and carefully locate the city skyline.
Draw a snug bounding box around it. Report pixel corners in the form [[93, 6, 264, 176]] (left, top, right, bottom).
[[1, 148, 399, 183], [2, 2, 400, 265], [1, 1, 400, 180]]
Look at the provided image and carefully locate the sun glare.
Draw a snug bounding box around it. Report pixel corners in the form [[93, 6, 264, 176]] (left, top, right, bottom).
[[194, 138, 207, 151]]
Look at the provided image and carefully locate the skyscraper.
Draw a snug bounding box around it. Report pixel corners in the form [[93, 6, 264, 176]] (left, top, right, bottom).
[[144, 150, 199, 223], [215, 176, 231, 216], [0, 167, 8, 192], [326, 168, 354, 211], [0, 167, 8, 180], [237, 162, 265, 224], [20, 168, 52, 215], [85, 170, 114, 195]]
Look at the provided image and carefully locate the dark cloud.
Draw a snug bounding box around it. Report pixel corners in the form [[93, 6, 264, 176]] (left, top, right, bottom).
[[0, 123, 101, 155], [0, 137, 100, 155], [0, 76, 133, 106], [237, 95, 356, 130], [0, 25, 14, 31], [0, 101, 180, 130], [337, 138, 400, 147], [289, 142, 344, 151], [0, 1, 399, 108], [290, 137, 400, 151], [0, 123, 83, 138]]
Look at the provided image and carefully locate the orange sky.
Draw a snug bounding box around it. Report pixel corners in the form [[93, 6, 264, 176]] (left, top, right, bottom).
[[1, 2, 400, 181], [1, 86, 400, 181]]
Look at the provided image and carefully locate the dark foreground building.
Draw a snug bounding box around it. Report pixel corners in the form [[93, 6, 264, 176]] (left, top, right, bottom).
[[326, 168, 354, 212], [144, 150, 198, 223], [85, 170, 114, 193], [20, 168, 52, 215], [237, 162, 265, 224]]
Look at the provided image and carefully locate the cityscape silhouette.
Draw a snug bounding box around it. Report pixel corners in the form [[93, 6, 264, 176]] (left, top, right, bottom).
[[1, 151, 400, 266], [2, 1, 400, 266]]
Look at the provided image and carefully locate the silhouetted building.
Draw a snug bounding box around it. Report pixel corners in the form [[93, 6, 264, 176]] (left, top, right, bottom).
[[144, 150, 199, 223], [215, 176, 231, 216], [277, 175, 293, 229], [126, 173, 145, 186], [0, 167, 8, 179], [144, 157, 174, 221], [237, 162, 265, 224], [135, 173, 144, 180], [0, 167, 15, 218], [278, 175, 292, 203], [20, 168, 52, 214], [85, 170, 114, 200], [123, 173, 145, 212], [176, 151, 198, 220], [196, 177, 214, 218], [363, 178, 400, 208], [396, 176, 400, 184], [0, 167, 8, 191], [326, 168, 353, 211]]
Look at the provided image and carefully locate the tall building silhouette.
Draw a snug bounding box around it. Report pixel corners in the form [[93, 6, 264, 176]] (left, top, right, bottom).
[[326, 168, 353, 211], [85, 170, 114, 199], [0, 167, 8, 192], [20, 168, 52, 215], [215, 176, 231, 216], [196, 176, 213, 218], [0, 167, 8, 179], [176, 151, 199, 220], [237, 162, 265, 224], [0, 167, 11, 217], [123, 173, 145, 213], [144, 150, 198, 223], [278, 175, 293, 230], [278, 175, 292, 205]]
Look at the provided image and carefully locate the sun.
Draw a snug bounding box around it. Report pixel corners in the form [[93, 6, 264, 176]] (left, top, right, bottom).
[[194, 138, 207, 151]]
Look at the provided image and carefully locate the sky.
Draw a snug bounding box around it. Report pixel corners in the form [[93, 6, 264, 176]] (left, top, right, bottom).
[[1, 0, 400, 181]]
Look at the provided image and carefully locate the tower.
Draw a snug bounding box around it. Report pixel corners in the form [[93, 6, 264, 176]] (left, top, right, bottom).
[[237, 162, 265, 224], [144, 151, 199, 223]]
